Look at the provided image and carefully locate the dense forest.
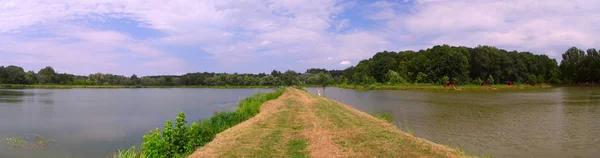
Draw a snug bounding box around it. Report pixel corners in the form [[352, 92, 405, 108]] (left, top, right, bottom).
[[1, 45, 598, 87]]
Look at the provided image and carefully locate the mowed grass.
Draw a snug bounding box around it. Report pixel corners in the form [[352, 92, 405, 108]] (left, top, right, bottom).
[[189, 88, 468, 158]]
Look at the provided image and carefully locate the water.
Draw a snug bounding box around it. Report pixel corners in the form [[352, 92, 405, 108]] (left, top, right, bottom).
[[307, 87, 600, 158], [0, 88, 274, 158]]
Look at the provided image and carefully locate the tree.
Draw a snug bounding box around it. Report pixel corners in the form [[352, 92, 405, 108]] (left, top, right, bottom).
[[25, 71, 38, 84], [270, 70, 282, 77], [386, 70, 406, 85], [38, 66, 57, 84], [528, 74, 538, 84], [280, 70, 298, 86], [56, 73, 74, 84], [416, 72, 428, 84], [316, 72, 332, 87], [3, 65, 26, 84], [130, 74, 141, 85]]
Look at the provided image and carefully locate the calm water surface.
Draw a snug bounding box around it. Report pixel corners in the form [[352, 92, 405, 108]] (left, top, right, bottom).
[[0, 88, 273, 158], [307, 87, 600, 158]]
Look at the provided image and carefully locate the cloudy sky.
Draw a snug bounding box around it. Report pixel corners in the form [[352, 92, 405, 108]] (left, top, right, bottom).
[[1, 0, 598, 76]]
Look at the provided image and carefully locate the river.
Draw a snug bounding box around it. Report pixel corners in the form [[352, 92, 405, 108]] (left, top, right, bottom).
[[306, 87, 600, 158], [1, 87, 598, 157], [0, 88, 273, 157]]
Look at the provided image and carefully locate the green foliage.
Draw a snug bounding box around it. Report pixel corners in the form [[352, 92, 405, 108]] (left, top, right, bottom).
[[386, 70, 407, 85], [6, 45, 600, 87], [528, 74, 538, 84], [123, 88, 286, 158], [473, 78, 484, 85], [114, 146, 144, 158], [281, 70, 299, 86], [439, 76, 450, 85], [372, 112, 394, 123], [416, 72, 428, 84], [486, 75, 495, 84], [316, 72, 332, 87], [37, 66, 57, 84]]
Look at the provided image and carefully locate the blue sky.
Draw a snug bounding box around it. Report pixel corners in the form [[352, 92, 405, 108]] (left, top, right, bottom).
[[1, 0, 598, 76]]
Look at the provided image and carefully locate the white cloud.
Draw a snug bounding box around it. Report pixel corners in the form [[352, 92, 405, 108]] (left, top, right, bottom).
[[385, 0, 600, 58], [260, 40, 272, 46], [1, 0, 598, 74], [340, 60, 351, 66]]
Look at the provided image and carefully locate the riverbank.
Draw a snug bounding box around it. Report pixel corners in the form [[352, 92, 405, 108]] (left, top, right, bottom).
[[339, 84, 552, 91], [187, 88, 467, 157], [0, 84, 276, 89]]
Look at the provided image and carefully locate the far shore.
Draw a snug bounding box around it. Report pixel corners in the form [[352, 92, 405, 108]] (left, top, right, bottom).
[[1, 83, 557, 91]]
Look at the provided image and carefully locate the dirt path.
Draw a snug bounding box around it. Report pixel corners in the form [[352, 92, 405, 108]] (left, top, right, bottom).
[[188, 88, 468, 158]]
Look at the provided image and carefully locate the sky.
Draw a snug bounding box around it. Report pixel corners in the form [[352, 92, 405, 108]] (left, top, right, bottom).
[[0, 0, 598, 76]]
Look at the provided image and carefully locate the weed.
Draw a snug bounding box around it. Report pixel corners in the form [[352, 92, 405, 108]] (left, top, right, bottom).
[[372, 112, 394, 123]]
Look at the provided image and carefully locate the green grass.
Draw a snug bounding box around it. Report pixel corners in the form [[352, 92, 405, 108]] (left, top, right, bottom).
[[287, 139, 308, 158], [372, 112, 394, 123], [113, 146, 144, 158]]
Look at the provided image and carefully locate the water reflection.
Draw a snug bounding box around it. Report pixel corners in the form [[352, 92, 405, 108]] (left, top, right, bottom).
[[0, 90, 29, 104], [307, 87, 600, 158], [0, 88, 274, 158]]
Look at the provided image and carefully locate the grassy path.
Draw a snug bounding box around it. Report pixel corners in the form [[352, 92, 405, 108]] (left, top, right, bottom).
[[188, 88, 468, 158]]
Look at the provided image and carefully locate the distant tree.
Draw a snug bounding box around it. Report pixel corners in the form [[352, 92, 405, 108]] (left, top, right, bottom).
[[0, 66, 5, 84], [56, 73, 74, 84], [130, 74, 141, 85], [386, 70, 406, 85], [3, 65, 26, 84], [528, 74, 538, 84], [24, 71, 38, 84], [38, 66, 57, 84], [316, 72, 332, 87], [280, 70, 298, 86], [415, 72, 428, 84], [270, 70, 282, 77]]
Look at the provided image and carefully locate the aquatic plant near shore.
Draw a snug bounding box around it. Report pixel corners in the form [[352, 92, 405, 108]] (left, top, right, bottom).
[[6, 134, 55, 150]]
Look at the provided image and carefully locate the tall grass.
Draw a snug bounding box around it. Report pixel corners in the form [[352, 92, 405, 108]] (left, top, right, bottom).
[[113, 87, 286, 158]]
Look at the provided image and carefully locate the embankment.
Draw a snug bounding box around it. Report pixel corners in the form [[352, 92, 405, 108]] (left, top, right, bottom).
[[188, 88, 468, 157]]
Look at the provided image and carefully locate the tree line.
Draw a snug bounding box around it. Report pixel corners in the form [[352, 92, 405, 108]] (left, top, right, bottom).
[[0, 66, 338, 87], [1, 45, 598, 87]]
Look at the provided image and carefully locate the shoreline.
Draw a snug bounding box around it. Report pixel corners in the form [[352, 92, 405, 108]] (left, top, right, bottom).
[[2, 84, 554, 91], [0, 84, 278, 89], [338, 84, 553, 91]]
